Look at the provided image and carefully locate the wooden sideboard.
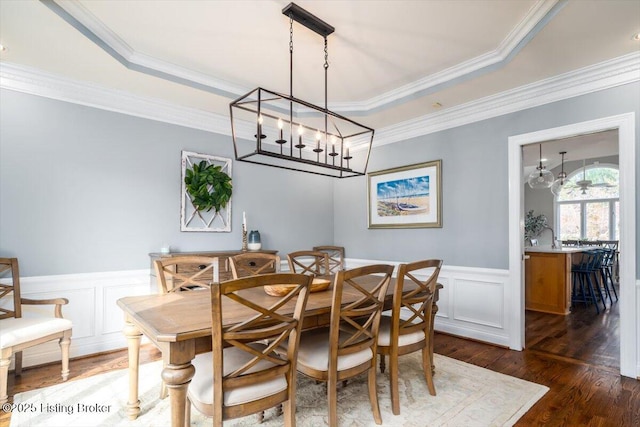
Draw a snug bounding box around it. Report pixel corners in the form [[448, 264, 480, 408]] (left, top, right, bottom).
[[149, 249, 278, 290]]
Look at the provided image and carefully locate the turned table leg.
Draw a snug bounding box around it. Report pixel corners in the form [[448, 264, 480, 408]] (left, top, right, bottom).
[[161, 341, 196, 427], [124, 321, 142, 420]]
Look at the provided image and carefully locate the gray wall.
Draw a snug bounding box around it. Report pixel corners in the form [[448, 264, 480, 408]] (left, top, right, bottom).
[[0, 90, 334, 276], [524, 155, 620, 246], [334, 82, 640, 277]]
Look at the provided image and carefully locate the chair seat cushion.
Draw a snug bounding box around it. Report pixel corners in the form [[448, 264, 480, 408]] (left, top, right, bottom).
[[377, 315, 426, 347], [189, 344, 287, 407], [0, 317, 72, 349], [297, 327, 373, 372]]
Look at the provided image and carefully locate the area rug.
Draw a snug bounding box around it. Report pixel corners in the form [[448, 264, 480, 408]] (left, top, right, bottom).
[[10, 353, 548, 426]]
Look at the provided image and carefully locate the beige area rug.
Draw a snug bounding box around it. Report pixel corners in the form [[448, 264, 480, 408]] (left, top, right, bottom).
[[10, 353, 548, 427]]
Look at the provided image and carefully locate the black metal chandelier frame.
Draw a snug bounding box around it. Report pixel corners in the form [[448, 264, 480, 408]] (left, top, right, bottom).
[[229, 3, 374, 178]]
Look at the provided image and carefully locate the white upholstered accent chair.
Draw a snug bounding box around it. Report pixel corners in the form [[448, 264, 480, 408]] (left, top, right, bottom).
[[230, 252, 281, 279], [376, 259, 442, 415], [186, 273, 311, 427], [0, 257, 72, 404], [312, 246, 345, 273], [295, 264, 394, 426]]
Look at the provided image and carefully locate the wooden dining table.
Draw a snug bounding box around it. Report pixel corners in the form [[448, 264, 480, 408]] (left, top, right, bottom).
[[117, 275, 441, 427]]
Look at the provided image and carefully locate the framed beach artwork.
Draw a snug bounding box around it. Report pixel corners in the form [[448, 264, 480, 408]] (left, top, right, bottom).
[[367, 160, 442, 229]]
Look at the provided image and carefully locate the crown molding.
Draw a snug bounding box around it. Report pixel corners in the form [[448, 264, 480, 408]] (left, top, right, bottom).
[[0, 61, 231, 134], [42, 0, 249, 99], [2, 52, 638, 147], [372, 51, 640, 147], [330, 0, 565, 114], [43, 0, 564, 115]]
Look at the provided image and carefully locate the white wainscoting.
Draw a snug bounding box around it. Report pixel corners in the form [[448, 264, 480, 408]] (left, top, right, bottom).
[[3, 269, 151, 369], [345, 258, 511, 347], [7, 260, 510, 369]]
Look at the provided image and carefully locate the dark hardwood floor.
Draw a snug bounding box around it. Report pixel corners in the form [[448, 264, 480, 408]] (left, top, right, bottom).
[[1, 298, 637, 426]]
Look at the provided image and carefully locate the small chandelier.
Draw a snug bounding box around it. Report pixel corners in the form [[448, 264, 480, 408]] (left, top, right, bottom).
[[550, 151, 567, 196], [229, 3, 374, 178], [527, 144, 554, 189]]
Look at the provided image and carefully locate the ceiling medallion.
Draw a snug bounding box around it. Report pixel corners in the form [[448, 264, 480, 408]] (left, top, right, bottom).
[[229, 3, 374, 178]]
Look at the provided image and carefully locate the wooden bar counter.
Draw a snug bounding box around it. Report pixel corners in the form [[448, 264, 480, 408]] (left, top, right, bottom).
[[525, 246, 584, 315]]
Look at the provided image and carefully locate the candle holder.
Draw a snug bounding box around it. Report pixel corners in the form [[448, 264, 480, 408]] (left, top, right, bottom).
[[242, 230, 248, 251]]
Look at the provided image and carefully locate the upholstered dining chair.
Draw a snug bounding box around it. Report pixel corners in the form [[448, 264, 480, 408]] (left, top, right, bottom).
[[153, 255, 219, 398], [0, 257, 72, 404], [230, 252, 281, 279], [186, 273, 311, 427], [153, 256, 219, 293], [313, 246, 345, 273], [376, 259, 442, 415], [295, 264, 394, 426], [287, 250, 330, 277]]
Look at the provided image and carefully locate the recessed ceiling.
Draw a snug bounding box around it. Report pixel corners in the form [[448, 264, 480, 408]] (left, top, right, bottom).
[[0, 0, 638, 133]]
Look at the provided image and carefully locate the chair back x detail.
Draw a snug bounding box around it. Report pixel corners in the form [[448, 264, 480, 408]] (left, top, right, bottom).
[[312, 246, 345, 274], [230, 252, 281, 279], [377, 259, 442, 415], [287, 250, 330, 277], [153, 256, 219, 293], [295, 264, 394, 426], [187, 273, 312, 427]]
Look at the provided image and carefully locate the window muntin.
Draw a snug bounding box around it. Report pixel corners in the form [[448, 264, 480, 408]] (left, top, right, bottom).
[[557, 165, 619, 201]]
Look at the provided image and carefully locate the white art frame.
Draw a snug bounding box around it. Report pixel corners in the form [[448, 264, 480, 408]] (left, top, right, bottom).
[[180, 150, 232, 232]]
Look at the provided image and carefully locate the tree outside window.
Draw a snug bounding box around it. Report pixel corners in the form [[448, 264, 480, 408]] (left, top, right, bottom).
[[556, 164, 619, 241]]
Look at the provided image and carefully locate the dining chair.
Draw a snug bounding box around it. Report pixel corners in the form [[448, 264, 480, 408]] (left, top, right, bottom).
[[0, 258, 72, 404], [186, 273, 311, 427], [153, 256, 219, 293], [230, 252, 281, 279], [295, 264, 394, 426], [153, 255, 219, 399], [376, 259, 442, 415], [287, 250, 330, 277], [313, 246, 345, 273]]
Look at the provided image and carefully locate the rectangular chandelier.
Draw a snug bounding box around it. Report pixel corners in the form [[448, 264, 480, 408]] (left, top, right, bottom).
[[229, 3, 374, 178]]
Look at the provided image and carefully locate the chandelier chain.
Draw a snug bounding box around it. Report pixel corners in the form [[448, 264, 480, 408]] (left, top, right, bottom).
[[289, 14, 293, 53], [324, 37, 329, 69]]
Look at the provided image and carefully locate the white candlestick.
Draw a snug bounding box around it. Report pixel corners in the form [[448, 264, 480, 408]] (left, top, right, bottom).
[[243, 212, 246, 231]]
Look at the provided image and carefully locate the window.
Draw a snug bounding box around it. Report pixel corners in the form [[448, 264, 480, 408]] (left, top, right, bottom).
[[555, 163, 619, 241]]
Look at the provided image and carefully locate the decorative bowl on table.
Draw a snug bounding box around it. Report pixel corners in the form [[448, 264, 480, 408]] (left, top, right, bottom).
[[264, 277, 331, 296]]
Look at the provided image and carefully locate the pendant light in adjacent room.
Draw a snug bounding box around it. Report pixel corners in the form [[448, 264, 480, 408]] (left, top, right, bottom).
[[528, 144, 554, 189], [550, 151, 567, 196]]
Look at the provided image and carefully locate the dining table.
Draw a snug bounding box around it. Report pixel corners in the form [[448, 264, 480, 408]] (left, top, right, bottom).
[[117, 274, 442, 427]]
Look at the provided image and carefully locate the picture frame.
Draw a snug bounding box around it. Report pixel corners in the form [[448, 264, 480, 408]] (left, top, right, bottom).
[[367, 160, 442, 229]]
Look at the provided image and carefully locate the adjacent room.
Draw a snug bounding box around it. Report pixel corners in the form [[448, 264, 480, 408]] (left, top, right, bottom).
[[1, 1, 639, 426]]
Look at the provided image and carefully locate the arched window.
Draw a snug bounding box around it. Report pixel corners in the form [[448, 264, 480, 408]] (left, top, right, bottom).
[[555, 163, 619, 241]]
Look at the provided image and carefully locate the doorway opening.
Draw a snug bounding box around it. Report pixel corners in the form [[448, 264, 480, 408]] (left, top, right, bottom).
[[522, 130, 620, 370], [507, 113, 636, 378]]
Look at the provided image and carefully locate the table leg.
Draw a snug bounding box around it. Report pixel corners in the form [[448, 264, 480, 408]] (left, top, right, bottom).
[[162, 363, 196, 427], [123, 321, 142, 420], [161, 342, 196, 427]]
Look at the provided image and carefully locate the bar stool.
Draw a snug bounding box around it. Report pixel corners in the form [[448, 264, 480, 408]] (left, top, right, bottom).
[[571, 250, 606, 314]]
